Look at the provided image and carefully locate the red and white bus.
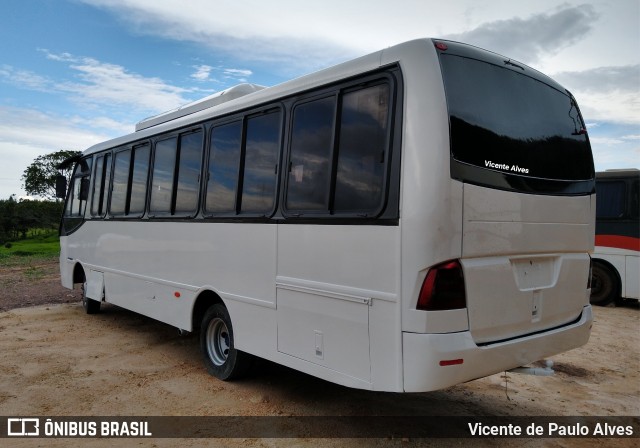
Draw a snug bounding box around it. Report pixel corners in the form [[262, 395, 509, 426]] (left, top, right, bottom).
[[591, 170, 639, 305]]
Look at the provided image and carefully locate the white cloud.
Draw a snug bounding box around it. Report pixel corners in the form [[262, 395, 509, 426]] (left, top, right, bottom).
[[0, 65, 51, 91], [553, 65, 640, 93], [592, 145, 640, 171], [224, 68, 252, 78], [191, 65, 213, 81], [63, 56, 191, 113], [589, 136, 625, 146], [17, 50, 196, 115], [190, 65, 253, 83], [0, 107, 109, 151], [573, 90, 639, 125], [0, 107, 116, 199], [446, 4, 598, 65]]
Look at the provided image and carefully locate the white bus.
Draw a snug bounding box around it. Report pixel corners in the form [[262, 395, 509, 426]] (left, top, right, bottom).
[[59, 39, 595, 392], [591, 170, 639, 306]]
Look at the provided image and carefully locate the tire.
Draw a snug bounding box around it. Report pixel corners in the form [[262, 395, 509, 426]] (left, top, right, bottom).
[[200, 304, 252, 380], [81, 281, 101, 314], [590, 262, 618, 306]]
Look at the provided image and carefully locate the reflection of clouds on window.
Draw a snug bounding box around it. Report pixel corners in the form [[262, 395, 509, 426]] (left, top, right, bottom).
[[110, 149, 131, 215], [90, 155, 105, 216], [150, 138, 177, 213], [241, 111, 280, 213], [206, 121, 242, 213], [335, 84, 388, 212], [292, 165, 303, 182], [287, 97, 335, 211], [129, 145, 150, 215], [284, 83, 390, 214], [66, 164, 91, 217], [175, 131, 203, 213]]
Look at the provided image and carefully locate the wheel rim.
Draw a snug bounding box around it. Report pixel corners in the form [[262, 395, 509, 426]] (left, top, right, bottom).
[[206, 318, 230, 366]]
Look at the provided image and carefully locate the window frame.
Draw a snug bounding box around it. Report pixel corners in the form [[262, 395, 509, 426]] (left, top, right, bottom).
[[203, 105, 284, 219], [107, 142, 151, 218], [148, 126, 205, 219], [90, 151, 112, 218], [63, 156, 93, 220], [281, 73, 396, 219]]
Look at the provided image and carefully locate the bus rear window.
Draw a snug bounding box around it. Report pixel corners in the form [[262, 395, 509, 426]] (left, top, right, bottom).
[[439, 54, 594, 194]]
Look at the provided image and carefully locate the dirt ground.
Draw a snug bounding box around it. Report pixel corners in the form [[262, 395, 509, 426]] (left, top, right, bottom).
[[0, 258, 638, 447]]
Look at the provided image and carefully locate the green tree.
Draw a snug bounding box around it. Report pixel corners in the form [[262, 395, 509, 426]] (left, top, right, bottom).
[[21, 150, 81, 200]]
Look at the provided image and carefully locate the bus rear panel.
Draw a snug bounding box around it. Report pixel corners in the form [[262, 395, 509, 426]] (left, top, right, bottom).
[[400, 40, 594, 391]]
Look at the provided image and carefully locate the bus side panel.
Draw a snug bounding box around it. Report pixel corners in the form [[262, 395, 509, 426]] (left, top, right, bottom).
[[72, 221, 277, 335], [382, 41, 467, 335], [626, 255, 640, 299], [276, 224, 401, 390], [59, 236, 74, 289]]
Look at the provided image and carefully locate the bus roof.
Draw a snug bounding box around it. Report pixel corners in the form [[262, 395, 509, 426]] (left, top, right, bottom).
[[597, 169, 640, 179], [79, 38, 566, 157], [80, 41, 390, 157], [134, 83, 266, 132]]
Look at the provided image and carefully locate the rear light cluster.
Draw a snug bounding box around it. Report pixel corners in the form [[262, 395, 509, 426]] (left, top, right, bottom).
[[417, 260, 466, 311]]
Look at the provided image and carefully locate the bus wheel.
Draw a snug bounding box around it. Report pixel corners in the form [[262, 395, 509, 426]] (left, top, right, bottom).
[[590, 263, 617, 306], [81, 281, 101, 314], [200, 304, 251, 380]]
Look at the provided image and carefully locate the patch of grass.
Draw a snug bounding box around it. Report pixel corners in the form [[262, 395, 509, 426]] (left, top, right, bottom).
[[0, 232, 60, 267], [23, 265, 46, 281]]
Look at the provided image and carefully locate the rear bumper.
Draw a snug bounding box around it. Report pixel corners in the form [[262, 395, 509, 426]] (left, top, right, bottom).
[[402, 305, 592, 392]]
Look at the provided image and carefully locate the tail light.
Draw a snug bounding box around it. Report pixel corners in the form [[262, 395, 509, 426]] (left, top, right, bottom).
[[417, 260, 466, 311]]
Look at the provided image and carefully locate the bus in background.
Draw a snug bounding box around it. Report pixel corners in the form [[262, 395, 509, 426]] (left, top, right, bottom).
[[591, 170, 640, 306], [58, 39, 595, 392]]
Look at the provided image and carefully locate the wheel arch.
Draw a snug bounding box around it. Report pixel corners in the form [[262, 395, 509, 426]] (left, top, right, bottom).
[[72, 262, 86, 285], [192, 289, 225, 333], [592, 257, 622, 296]]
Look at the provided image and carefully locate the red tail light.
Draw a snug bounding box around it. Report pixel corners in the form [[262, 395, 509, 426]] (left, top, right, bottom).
[[417, 260, 466, 311]]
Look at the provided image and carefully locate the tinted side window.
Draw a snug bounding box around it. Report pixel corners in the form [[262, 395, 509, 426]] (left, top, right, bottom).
[[90, 155, 105, 217], [64, 157, 92, 218], [129, 144, 150, 215], [241, 111, 280, 213], [107, 144, 150, 217], [175, 131, 203, 214], [596, 181, 626, 219], [150, 138, 177, 214], [110, 149, 131, 215], [632, 180, 640, 220], [334, 85, 389, 212], [286, 97, 335, 211], [205, 121, 242, 214]]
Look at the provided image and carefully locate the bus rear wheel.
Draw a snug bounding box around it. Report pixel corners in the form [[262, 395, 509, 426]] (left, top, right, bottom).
[[590, 262, 617, 306], [200, 304, 251, 380]]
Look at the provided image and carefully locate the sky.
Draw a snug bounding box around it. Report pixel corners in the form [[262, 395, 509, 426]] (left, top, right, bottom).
[[0, 0, 638, 200]]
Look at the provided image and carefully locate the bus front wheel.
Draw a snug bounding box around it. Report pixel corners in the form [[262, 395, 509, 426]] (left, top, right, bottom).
[[200, 304, 251, 380], [590, 262, 618, 306], [81, 281, 101, 314]]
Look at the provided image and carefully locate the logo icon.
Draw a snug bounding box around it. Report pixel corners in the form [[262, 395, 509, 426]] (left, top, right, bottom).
[[7, 418, 40, 436]]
